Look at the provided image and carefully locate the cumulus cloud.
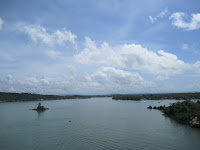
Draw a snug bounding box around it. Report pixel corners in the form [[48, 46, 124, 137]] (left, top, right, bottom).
[[193, 61, 200, 73], [83, 67, 155, 92], [149, 8, 169, 23], [170, 12, 200, 30], [75, 37, 189, 80], [44, 50, 61, 59], [18, 24, 77, 46], [0, 67, 155, 94], [0, 76, 59, 94], [7, 74, 13, 80], [0, 17, 3, 30]]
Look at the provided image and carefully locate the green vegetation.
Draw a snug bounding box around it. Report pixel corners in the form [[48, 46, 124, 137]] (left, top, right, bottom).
[[0, 92, 92, 102], [1, 92, 200, 102], [112, 93, 200, 100], [32, 103, 49, 111], [0, 92, 113, 102], [148, 100, 200, 128]]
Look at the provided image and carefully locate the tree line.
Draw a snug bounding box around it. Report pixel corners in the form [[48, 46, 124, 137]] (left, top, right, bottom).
[[0, 92, 92, 102], [112, 93, 200, 100]]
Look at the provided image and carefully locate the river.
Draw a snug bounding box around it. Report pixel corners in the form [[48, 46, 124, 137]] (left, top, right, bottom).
[[0, 97, 200, 150]]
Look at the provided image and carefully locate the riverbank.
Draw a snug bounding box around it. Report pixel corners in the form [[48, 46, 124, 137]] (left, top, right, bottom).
[[1, 92, 200, 102], [0, 92, 113, 102], [148, 100, 200, 128], [0, 92, 92, 102], [112, 93, 200, 100]]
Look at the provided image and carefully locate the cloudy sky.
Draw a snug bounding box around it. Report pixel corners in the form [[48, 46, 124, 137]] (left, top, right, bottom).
[[0, 0, 200, 94]]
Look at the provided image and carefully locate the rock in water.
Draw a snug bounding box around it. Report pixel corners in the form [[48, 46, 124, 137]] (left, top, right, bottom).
[[190, 117, 200, 128]]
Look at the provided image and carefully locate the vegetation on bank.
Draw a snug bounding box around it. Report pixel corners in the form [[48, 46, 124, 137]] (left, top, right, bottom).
[[1, 92, 200, 102], [148, 100, 200, 128], [0, 92, 92, 102], [112, 93, 200, 100], [0, 92, 113, 102]]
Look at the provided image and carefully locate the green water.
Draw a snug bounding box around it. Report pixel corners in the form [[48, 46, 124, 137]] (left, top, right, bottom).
[[0, 98, 200, 150]]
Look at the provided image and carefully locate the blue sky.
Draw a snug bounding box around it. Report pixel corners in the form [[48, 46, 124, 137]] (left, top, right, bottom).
[[0, 0, 200, 94]]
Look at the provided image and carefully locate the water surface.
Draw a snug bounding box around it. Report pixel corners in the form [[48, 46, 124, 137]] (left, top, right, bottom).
[[0, 98, 200, 150]]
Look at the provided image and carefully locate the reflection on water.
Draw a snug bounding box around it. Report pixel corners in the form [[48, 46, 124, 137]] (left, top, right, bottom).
[[0, 98, 200, 150], [36, 111, 44, 117]]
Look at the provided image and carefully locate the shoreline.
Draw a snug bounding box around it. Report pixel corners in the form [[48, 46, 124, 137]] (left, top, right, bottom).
[[148, 100, 200, 128], [1, 92, 200, 102]]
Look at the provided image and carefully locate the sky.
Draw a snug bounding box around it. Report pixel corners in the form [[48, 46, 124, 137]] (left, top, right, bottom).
[[0, 0, 200, 95]]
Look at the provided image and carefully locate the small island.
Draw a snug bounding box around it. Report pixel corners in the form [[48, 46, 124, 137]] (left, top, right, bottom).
[[148, 100, 200, 128], [32, 103, 49, 111]]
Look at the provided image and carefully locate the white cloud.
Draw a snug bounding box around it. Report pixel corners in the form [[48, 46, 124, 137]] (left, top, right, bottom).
[[83, 67, 155, 93], [170, 12, 200, 30], [0, 67, 155, 94], [0, 76, 59, 94], [75, 37, 190, 80], [19, 24, 77, 46], [44, 50, 61, 59], [193, 61, 200, 73], [149, 8, 169, 23], [182, 43, 189, 50], [149, 16, 155, 24], [0, 17, 3, 30], [7, 74, 13, 80]]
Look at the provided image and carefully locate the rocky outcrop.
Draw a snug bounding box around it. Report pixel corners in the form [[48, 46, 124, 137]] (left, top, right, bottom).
[[147, 106, 152, 109], [190, 117, 200, 128]]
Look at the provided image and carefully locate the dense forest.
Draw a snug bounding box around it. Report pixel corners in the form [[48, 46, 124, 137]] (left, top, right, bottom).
[[112, 93, 200, 100], [148, 100, 200, 128], [0, 92, 92, 102]]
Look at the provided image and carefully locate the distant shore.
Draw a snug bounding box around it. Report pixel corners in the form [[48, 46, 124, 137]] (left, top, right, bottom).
[[0, 92, 91, 102], [0, 92, 112, 102], [0, 92, 200, 102], [112, 93, 200, 101]]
